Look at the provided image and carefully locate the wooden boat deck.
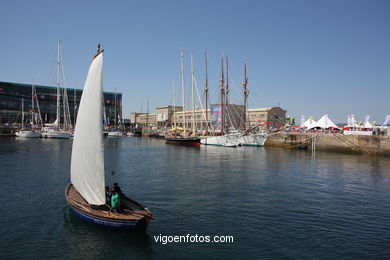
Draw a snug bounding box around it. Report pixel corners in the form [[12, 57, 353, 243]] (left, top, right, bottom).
[[66, 184, 151, 222]]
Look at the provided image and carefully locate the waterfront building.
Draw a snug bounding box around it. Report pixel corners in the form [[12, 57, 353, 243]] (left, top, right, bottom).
[[0, 81, 121, 126], [156, 105, 183, 128], [247, 107, 287, 129], [131, 104, 286, 131], [134, 113, 157, 129], [173, 104, 245, 131]]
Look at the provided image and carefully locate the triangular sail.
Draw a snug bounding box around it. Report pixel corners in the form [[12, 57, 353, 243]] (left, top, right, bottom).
[[71, 52, 105, 205]]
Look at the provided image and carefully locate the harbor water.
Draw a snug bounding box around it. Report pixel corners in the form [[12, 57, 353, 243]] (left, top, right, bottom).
[[1, 137, 390, 259]]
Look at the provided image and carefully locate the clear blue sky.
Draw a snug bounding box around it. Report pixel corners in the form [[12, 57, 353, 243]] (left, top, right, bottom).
[[1, 0, 389, 123]]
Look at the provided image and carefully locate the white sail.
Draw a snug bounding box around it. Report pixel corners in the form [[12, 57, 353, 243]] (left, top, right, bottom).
[[71, 52, 105, 205]]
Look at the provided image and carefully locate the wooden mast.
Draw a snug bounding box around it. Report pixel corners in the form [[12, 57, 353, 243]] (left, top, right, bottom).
[[180, 49, 186, 136], [147, 100, 149, 133], [114, 88, 117, 128], [172, 78, 176, 129], [220, 57, 225, 134], [191, 54, 196, 135], [21, 98, 24, 129], [204, 51, 209, 134], [225, 56, 229, 131], [243, 63, 249, 131], [31, 80, 35, 129]]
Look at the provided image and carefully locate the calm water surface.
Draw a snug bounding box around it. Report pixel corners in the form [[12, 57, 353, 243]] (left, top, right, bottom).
[[1, 137, 390, 259]]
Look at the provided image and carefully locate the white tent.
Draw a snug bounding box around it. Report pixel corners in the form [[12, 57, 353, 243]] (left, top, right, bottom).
[[310, 114, 337, 129], [300, 115, 305, 127], [346, 114, 357, 127], [302, 117, 317, 128], [382, 115, 390, 127], [363, 115, 373, 129]]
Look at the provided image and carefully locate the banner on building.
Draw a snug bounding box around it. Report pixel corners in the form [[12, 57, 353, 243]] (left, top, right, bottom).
[[210, 105, 221, 129]]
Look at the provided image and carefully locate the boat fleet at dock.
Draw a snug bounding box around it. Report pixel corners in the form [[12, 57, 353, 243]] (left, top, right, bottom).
[[156, 50, 269, 147], [15, 48, 270, 147]]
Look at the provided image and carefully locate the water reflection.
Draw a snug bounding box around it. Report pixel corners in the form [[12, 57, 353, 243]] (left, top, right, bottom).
[[1, 137, 390, 258]]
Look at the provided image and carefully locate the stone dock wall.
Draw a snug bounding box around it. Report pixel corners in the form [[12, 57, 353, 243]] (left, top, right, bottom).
[[265, 133, 390, 156]]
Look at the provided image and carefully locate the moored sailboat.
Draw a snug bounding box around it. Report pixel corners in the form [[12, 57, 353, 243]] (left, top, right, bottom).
[[15, 98, 41, 138], [200, 56, 239, 147], [107, 89, 124, 137], [237, 63, 268, 146], [65, 45, 153, 230], [165, 49, 200, 145], [41, 40, 71, 139], [15, 82, 43, 138]]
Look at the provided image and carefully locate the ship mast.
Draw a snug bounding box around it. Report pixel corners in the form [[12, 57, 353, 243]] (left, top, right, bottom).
[[21, 98, 24, 129], [204, 51, 209, 134], [180, 49, 186, 136], [225, 56, 229, 131], [114, 88, 117, 128], [56, 40, 61, 129], [191, 54, 196, 135], [147, 100, 149, 132], [243, 63, 249, 131], [31, 81, 35, 128], [172, 78, 176, 129], [220, 57, 225, 135]]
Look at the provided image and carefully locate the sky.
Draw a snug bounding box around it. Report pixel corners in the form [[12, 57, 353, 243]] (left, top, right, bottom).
[[1, 0, 389, 123]]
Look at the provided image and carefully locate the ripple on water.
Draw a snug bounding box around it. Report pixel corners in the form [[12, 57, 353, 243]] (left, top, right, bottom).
[[1, 138, 390, 258]]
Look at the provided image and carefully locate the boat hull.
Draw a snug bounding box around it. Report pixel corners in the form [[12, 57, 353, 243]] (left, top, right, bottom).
[[238, 134, 268, 146], [65, 183, 151, 231], [41, 130, 71, 139], [15, 131, 41, 138], [200, 134, 240, 147], [107, 131, 124, 137], [165, 136, 200, 147], [69, 204, 149, 230]]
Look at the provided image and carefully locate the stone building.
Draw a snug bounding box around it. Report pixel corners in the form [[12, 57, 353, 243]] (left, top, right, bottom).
[[131, 105, 287, 130], [156, 105, 183, 128], [247, 107, 287, 129]]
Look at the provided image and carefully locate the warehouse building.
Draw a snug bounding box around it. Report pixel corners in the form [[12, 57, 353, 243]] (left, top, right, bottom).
[[0, 81, 121, 126], [131, 105, 286, 130]]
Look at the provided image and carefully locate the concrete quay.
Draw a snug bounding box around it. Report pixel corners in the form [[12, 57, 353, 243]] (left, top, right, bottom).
[[265, 132, 390, 156]]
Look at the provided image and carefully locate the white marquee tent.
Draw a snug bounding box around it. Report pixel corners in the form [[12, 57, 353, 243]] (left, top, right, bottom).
[[310, 114, 338, 129], [301, 117, 317, 128], [363, 115, 373, 129]]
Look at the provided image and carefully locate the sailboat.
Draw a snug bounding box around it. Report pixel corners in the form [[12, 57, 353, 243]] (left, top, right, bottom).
[[200, 56, 240, 147], [41, 40, 72, 139], [165, 50, 200, 145], [65, 46, 153, 230], [237, 63, 268, 146], [15, 83, 42, 138], [107, 89, 124, 137]]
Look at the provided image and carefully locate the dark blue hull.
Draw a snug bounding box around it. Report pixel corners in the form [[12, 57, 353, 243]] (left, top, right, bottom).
[[70, 206, 148, 230]]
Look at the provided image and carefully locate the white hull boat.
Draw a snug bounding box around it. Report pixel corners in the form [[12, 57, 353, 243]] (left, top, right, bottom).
[[200, 134, 240, 147], [107, 131, 124, 137], [15, 130, 41, 138], [41, 128, 72, 139], [238, 133, 268, 146]]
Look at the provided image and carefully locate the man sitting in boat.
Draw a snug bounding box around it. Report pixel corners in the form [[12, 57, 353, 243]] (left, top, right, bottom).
[[111, 187, 121, 213], [113, 182, 124, 197]]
